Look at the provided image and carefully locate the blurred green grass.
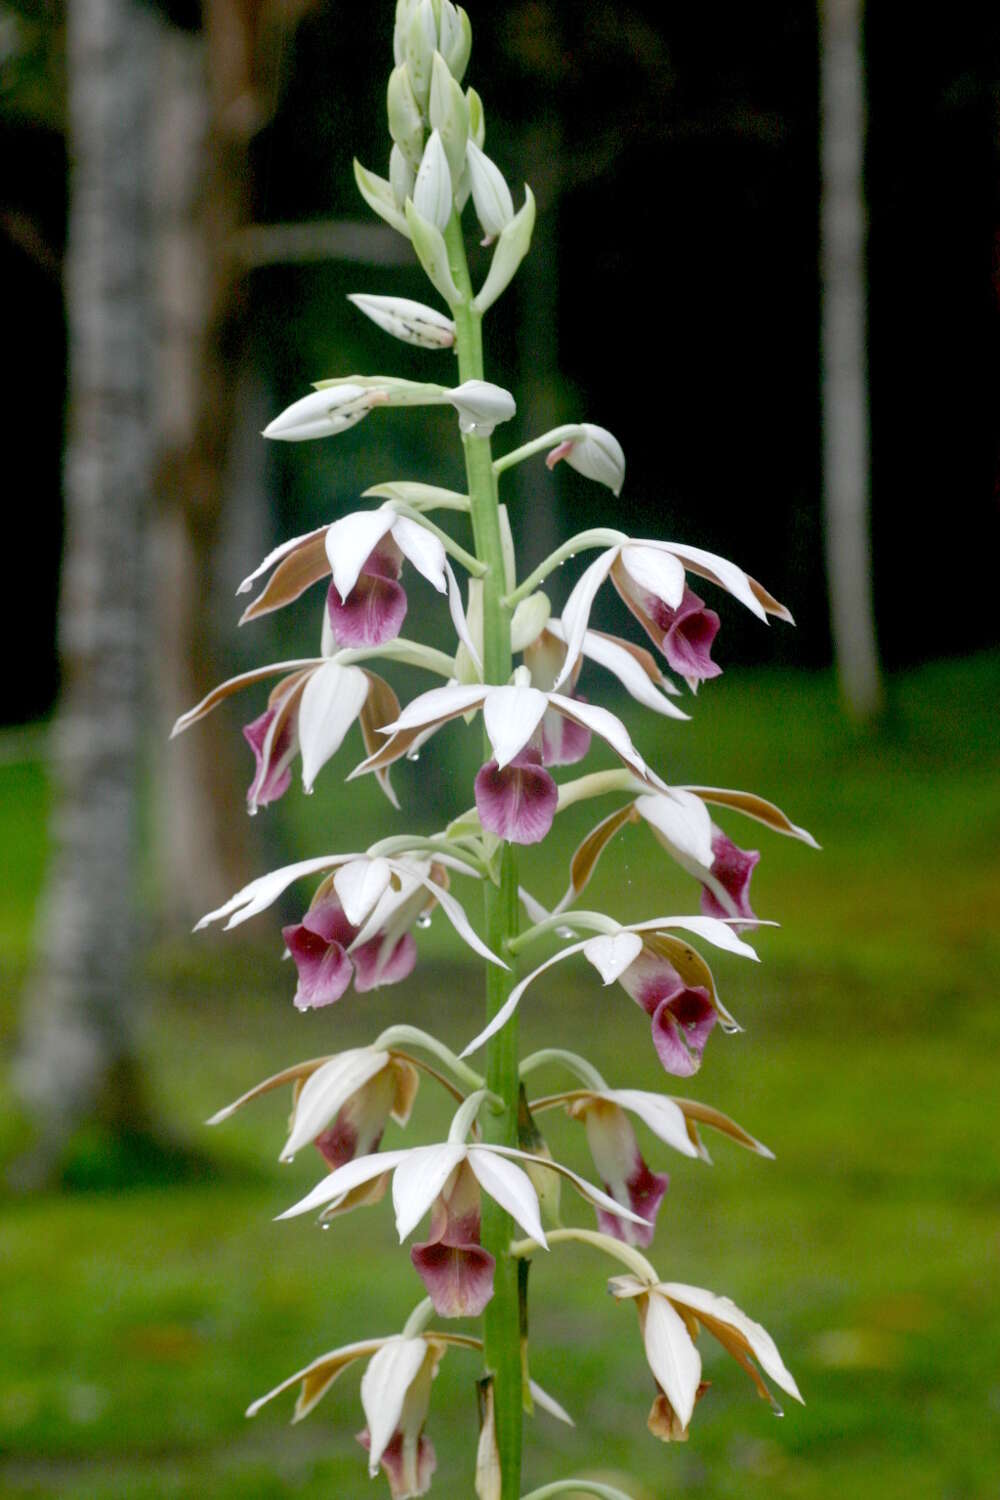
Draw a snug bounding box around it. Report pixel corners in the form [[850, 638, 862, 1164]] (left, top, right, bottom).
[[2, 654, 999, 1498]]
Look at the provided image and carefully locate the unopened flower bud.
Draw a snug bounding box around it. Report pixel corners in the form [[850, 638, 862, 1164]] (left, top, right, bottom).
[[510, 592, 552, 652], [405, 0, 437, 111], [429, 50, 469, 180], [466, 139, 514, 242], [413, 129, 454, 231], [354, 159, 411, 239], [448, 379, 516, 436], [263, 385, 375, 442], [547, 422, 627, 496], [393, 0, 419, 67], [467, 86, 485, 148], [441, 2, 472, 83], [472, 185, 536, 313], [405, 197, 461, 305], [389, 144, 415, 208], [387, 64, 424, 172], [348, 293, 455, 350]]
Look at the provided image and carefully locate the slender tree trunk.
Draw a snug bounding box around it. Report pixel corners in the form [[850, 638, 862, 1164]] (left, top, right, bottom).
[[14, 0, 155, 1161], [820, 0, 884, 718]]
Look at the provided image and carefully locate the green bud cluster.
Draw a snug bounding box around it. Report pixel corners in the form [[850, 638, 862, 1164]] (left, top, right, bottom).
[[354, 0, 534, 313]]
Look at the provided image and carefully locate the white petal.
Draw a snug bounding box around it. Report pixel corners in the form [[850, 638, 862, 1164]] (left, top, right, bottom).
[[237, 526, 329, 595], [465, 139, 514, 237], [488, 1145, 653, 1228], [635, 789, 714, 868], [528, 1379, 574, 1426], [600, 1090, 700, 1159], [333, 857, 394, 927], [642, 1290, 703, 1431], [571, 627, 689, 721], [459, 938, 590, 1057], [657, 1283, 803, 1403], [280, 1049, 390, 1160], [554, 548, 618, 692], [467, 1148, 548, 1245], [298, 663, 370, 792], [582, 931, 644, 985], [381, 681, 487, 733], [548, 695, 666, 790], [390, 514, 448, 592], [658, 541, 768, 621], [628, 914, 760, 961], [518, 885, 551, 925], [361, 1338, 429, 1471], [620, 544, 686, 609], [411, 868, 508, 969], [482, 685, 548, 768], [347, 293, 455, 349], [393, 1142, 466, 1241], [325, 510, 397, 602], [276, 1149, 411, 1219], [445, 559, 483, 674], [195, 855, 352, 931]]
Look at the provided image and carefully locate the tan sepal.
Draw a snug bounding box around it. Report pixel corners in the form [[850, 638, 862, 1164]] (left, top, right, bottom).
[[696, 1313, 773, 1401], [171, 662, 315, 737], [670, 1098, 774, 1160], [681, 785, 818, 847], [360, 671, 403, 809], [747, 575, 795, 624], [475, 1377, 502, 1500], [239, 530, 331, 624], [641, 932, 738, 1030], [246, 1337, 386, 1423], [206, 1057, 331, 1125], [567, 803, 640, 900], [388, 1055, 421, 1126], [317, 1170, 391, 1221]]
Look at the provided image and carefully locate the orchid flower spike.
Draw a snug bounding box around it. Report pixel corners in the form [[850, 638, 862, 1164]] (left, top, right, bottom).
[[609, 1275, 803, 1440]]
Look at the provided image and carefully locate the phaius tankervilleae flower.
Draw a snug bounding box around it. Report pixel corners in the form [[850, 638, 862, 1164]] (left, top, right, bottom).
[[545, 423, 626, 497], [281, 858, 446, 1010], [207, 1047, 419, 1209], [555, 537, 792, 694], [195, 851, 505, 974], [172, 658, 399, 812], [352, 675, 667, 847], [608, 1275, 803, 1440], [234, 505, 479, 662], [462, 915, 753, 1066]]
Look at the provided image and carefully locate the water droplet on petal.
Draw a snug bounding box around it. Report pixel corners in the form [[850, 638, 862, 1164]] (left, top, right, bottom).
[[555, 924, 574, 939], [416, 913, 432, 930], [719, 1016, 742, 1034], [320, 1221, 331, 1231], [769, 1396, 784, 1418], [407, 750, 421, 762]]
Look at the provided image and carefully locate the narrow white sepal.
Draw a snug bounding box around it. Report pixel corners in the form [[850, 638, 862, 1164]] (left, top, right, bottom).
[[642, 1291, 703, 1431], [361, 1338, 428, 1472], [635, 789, 715, 869], [325, 509, 397, 602], [280, 1049, 390, 1161], [482, 685, 548, 768], [466, 1148, 548, 1246], [392, 1142, 466, 1240], [298, 662, 370, 792], [276, 1148, 411, 1220], [333, 857, 394, 927], [553, 548, 619, 692]]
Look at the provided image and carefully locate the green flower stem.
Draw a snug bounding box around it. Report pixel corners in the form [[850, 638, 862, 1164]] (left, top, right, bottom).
[[507, 909, 619, 956], [521, 1483, 639, 1500], [509, 1226, 659, 1284], [444, 210, 523, 1500], [554, 769, 644, 812], [365, 833, 488, 875], [519, 1049, 608, 1092], [502, 528, 627, 609], [334, 639, 457, 678], [382, 500, 488, 577], [370, 1024, 488, 1095], [492, 424, 585, 479]]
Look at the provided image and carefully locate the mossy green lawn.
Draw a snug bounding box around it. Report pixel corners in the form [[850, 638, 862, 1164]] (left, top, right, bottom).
[[2, 655, 998, 1498]]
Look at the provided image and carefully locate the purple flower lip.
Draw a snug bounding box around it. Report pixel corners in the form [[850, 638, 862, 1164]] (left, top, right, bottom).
[[474, 747, 559, 845]]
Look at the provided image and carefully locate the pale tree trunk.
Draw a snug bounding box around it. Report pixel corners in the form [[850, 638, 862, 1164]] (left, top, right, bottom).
[[820, 0, 884, 718], [14, 0, 156, 1162]]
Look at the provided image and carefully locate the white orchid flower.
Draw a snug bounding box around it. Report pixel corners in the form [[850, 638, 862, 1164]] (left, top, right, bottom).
[[460, 914, 757, 1059], [554, 538, 793, 693], [195, 852, 505, 972], [610, 1274, 803, 1439]]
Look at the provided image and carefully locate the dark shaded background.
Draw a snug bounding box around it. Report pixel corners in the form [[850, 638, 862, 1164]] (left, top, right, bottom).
[[6, 0, 999, 723]]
